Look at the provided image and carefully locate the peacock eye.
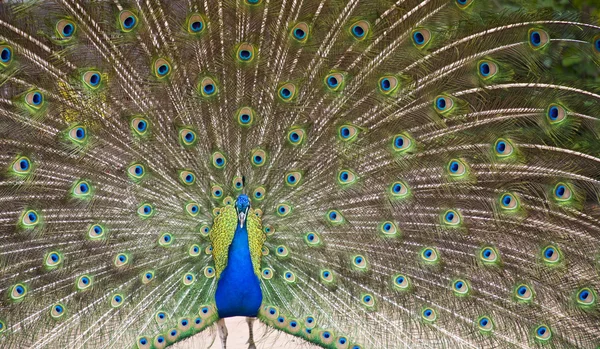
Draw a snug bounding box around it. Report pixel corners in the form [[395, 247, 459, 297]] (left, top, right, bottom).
[[278, 83, 296, 102], [119, 10, 138, 32], [188, 14, 205, 34], [237, 43, 255, 62], [528, 28, 549, 49], [412, 28, 431, 47], [350, 20, 370, 40], [378, 76, 398, 94]]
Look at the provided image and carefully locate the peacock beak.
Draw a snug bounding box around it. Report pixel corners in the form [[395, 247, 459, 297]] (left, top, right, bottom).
[[238, 207, 249, 228]]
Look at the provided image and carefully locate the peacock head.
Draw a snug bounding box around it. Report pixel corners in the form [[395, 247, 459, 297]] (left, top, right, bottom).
[[235, 194, 250, 228]]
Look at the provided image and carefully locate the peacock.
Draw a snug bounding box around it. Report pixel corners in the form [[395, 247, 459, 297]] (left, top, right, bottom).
[[0, 0, 600, 348]]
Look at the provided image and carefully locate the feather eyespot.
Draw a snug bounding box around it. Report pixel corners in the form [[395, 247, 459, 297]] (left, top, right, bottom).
[[51, 303, 66, 319], [421, 248, 439, 263], [179, 170, 196, 185], [305, 232, 322, 246], [82, 71, 102, 89], [10, 283, 27, 300], [338, 124, 359, 141], [185, 202, 199, 216], [167, 328, 179, 342], [285, 171, 302, 186], [352, 255, 367, 270], [25, 91, 44, 109], [253, 186, 266, 201], [528, 28, 549, 49], [156, 311, 168, 324], [127, 163, 146, 180], [262, 268, 273, 279], [137, 203, 154, 219], [68, 125, 87, 143], [379, 221, 398, 236], [452, 279, 470, 296], [153, 58, 171, 79], [76, 275, 92, 291], [212, 152, 226, 168], [0, 45, 13, 67], [45, 251, 62, 268], [287, 128, 306, 145], [154, 335, 166, 349], [553, 182, 572, 201], [263, 225, 274, 235], [119, 10, 138, 32], [178, 318, 191, 331], [179, 128, 197, 146], [390, 181, 409, 198], [291, 22, 309, 42], [337, 170, 357, 185], [442, 209, 461, 226], [434, 95, 454, 114], [350, 20, 370, 40], [421, 307, 436, 322], [478, 60, 497, 80], [88, 224, 105, 239], [546, 104, 567, 124], [56, 19, 76, 39], [412, 29, 431, 48], [12, 156, 32, 176], [182, 273, 195, 285], [393, 274, 410, 290], [361, 294, 375, 308], [325, 72, 345, 91], [499, 193, 519, 210], [142, 271, 155, 284], [114, 253, 129, 267], [541, 245, 561, 264], [283, 271, 296, 282], [111, 294, 124, 308], [251, 148, 267, 167], [199, 225, 210, 237], [478, 316, 493, 332], [159, 233, 173, 247], [494, 138, 514, 157], [515, 284, 534, 302], [21, 209, 40, 227], [72, 180, 92, 198], [327, 209, 344, 224], [278, 83, 296, 102], [447, 159, 467, 177], [137, 336, 150, 349], [199, 77, 218, 97], [277, 204, 292, 217], [479, 246, 499, 264], [232, 176, 244, 191], [275, 245, 289, 257], [393, 134, 413, 152], [237, 107, 255, 126], [237, 43, 255, 62], [131, 117, 149, 136], [320, 269, 334, 283], [245, 0, 262, 5], [576, 288, 596, 306], [378, 76, 398, 94], [188, 14, 205, 34], [534, 325, 552, 341]]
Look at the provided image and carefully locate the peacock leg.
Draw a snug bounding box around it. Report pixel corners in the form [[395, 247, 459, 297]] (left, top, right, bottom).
[[217, 318, 228, 349], [246, 317, 256, 349]]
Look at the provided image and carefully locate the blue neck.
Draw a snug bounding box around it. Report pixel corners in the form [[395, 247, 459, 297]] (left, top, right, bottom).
[[215, 222, 263, 318]]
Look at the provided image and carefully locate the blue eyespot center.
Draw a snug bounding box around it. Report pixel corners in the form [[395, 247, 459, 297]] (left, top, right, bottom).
[[89, 73, 100, 86], [32, 92, 42, 105], [436, 97, 446, 110], [75, 127, 85, 139], [15, 285, 24, 294], [579, 290, 590, 301], [55, 305, 63, 313], [380, 78, 391, 91], [355, 256, 363, 263], [185, 174, 193, 182], [146, 273, 152, 279], [159, 313, 165, 319], [239, 49, 252, 60], [595, 39, 600, 52], [308, 233, 315, 241], [424, 249, 433, 258], [137, 120, 147, 131], [19, 159, 29, 170], [204, 84, 215, 94], [327, 76, 339, 87], [290, 132, 299, 141], [537, 327, 547, 336], [79, 183, 89, 193], [323, 332, 330, 339], [445, 212, 455, 221], [393, 183, 402, 193], [518, 286, 527, 296], [394, 136, 404, 148], [118, 255, 126, 262], [413, 31, 425, 45], [215, 157, 224, 165], [480, 318, 488, 326], [143, 205, 151, 214], [530, 31, 541, 46], [329, 211, 337, 220], [424, 309, 432, 317], [294, 28, 306, 39], [479, 62, 490, 76], [82, 277, 89, 284], [157, 64, 169, 76], [195, 318, 201, 324], [287, 174, 296, 183], [548, 106, 559, 120], [496, 141, 506, 153], [502, 195, 512, 206], [51, 253, 59, 262], [28, 212, 37, 222], [191, 21, 203, 32], [0, 48, 11, 62], [240, 114, 250, 123], [340, 127, 350, 138], [140, 338, 147, 345], [352, 25, 365, 37], [123, 16, 136, 29], [63, 24, 74, 37], [323, 271, 330, 277], [556, 185, 565, 197], [280, 88, 291, 98], [544, 248, 554, 258], [157, 337, 164, 343], [449, 161, 459, 173]]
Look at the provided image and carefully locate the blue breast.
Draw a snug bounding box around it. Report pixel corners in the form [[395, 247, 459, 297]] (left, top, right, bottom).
[[215, 223, 263, 318]]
